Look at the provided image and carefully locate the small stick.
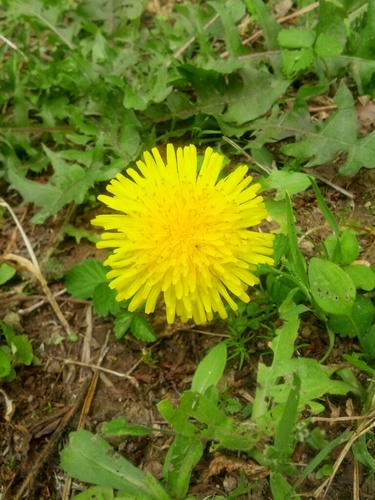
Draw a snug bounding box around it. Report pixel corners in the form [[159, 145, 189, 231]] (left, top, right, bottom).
[[0, 198, 40, 272], [62, 358, 139, 386], [2, 253, 72, 336], [302, 169, 355, 200]]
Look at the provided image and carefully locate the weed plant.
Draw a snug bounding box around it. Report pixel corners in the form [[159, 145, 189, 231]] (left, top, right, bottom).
[[1, 0, 375, 498]]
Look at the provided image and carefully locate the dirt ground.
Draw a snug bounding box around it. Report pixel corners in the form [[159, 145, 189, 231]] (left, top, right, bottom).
[[0, 163, 375, 499]]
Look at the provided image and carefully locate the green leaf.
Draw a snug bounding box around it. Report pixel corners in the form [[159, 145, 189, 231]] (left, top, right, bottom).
[[308, 258, 356, 316], [61, 430, 169, 499], [352, 0, 375, 58], [221, 68, 290, 125], [191, 342, 227, 394], [0, 263, 16, 285], [8, 137, 107, 223], [270, 473, 296, 500], [344, 265, 375, 291], [278, 28, 316, 49], [281, 82, 375, 175], [62, 224, 100, 244], [328, 295, 375, 338], [315, 33, 343, 57], [274, 373, 301, 454], [0, 350, 12, 379], [252, 294, 351, 425], [362, 325, 375, 359], [259, 170, 311, 199], [163, 434, 203, 499], [73, 486, 115, 500], [92, 283, 123, 317], [11, 335, 33, 365], [130, 315, 156, 342], [352, 434, 375, 471], [264, 199, 288, 233], [343, 351, 375, 376], [65, 259, 108, 300], [102, 417, 152, 437], [158, 391, 258, 451], [340, 230, 359, 265], [113, 311, 134, 340], [281, 48, 314, 78]]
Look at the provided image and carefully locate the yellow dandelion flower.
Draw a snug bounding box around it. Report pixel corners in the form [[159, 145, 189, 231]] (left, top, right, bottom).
[[91, 144, 274, 324]]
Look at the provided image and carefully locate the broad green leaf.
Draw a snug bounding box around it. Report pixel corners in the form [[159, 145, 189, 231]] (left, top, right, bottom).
[[278, 28, 316, 49], [158, 391, 258, 451], [123, 85, 149, 111], [113, 311, 134, 340], [328, 295, 375, 338], [343, 351, 375, 376], [163, 435, 203, 499], [259, 170, 311, 199], [245, 293, 301, 421], [340, 230, 359, 265], [344, 265, 375, 291], [282, 82, 375, 175], [130, 314, 156, 342], [65, 259, 108, 300], [264, 199, 288, 233], [221, 68, 290, 125], [266, 358, 353, 404], [8, 138, 107, 223], [180, 65, 289, 127], [61, 430, 169, 499], [92, 283, 123, 317], [281, 48, 314, 78], [315, 0, 347, 56], [11, 335, 33, 365], [0, 350, 11, 379], [353, 0, 375, 59], [191, 342, 227, 394], [308, 258, 356, 316], [0, 263, 16, 285], [270, 473, 297, 500], [73, 486, 115, 500], [274, 373, 301, 454], [0, 321, 16, 343], [123, 0, 148, 20], [315, 33, 343, 57], [102, 417, 151, 437]]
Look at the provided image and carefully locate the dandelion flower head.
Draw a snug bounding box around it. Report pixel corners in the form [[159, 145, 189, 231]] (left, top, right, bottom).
[[92, 144, 274, 324]]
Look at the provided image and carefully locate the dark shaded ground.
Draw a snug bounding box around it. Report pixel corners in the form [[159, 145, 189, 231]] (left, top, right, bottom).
[[0, 165, 375, 499]]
